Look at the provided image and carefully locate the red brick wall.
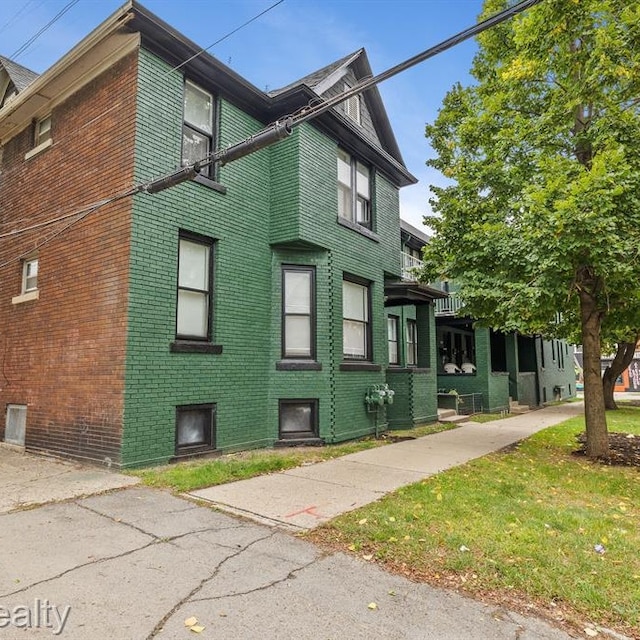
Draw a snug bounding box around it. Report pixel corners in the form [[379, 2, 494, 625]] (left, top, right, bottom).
[[0, 51, 138, 465]]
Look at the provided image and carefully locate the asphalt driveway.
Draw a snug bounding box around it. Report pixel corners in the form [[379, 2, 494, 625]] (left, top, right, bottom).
[[0, 485, 574, 639]]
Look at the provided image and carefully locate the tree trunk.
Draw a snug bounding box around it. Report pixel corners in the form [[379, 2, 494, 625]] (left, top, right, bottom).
[[602, 339, 639, 410], [579, 287, 609, 458]]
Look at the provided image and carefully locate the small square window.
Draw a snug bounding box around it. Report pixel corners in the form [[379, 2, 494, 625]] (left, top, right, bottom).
[[279, 400, 318, 440], [22, 258, 38, 293], [175, 404, 215, 454]]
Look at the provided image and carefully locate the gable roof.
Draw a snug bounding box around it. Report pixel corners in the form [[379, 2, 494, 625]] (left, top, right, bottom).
[[0, 56, 39, 92], [0, 1, 416, 187], [269, 48, 407, 169]]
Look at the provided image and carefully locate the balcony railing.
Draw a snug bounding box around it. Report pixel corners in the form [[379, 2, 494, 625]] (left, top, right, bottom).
[[401, 253, 423, 281], [435, 294, 465, 316]]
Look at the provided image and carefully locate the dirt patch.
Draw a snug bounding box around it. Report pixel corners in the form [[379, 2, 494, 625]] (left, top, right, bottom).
[[573, 432, 640, 467]]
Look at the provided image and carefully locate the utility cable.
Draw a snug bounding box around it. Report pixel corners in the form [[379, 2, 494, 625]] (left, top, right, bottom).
[[0, 0, 40, 38], [0, 0, 542, 259], [170, 0, 285, 74], [0, 0, 287, 186], [10, 0, 81, 60]]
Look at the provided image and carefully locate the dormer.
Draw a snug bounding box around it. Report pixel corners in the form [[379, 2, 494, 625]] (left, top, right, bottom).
[[0, 56, 39, 110]]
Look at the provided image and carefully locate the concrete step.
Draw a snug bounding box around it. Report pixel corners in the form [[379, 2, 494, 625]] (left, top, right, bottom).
[[437, 409, 456, 420], [439, 413, 473, 424], [509, 404, 531, 414]]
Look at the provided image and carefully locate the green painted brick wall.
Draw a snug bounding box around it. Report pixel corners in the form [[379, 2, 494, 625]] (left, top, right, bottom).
[[120, 48, 413, 465], [123, 50, 275, 466]]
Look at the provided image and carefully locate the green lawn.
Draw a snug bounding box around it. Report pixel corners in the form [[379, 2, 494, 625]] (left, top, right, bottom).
[[307, 407, 640, 638], [129, 421, 456, 492]]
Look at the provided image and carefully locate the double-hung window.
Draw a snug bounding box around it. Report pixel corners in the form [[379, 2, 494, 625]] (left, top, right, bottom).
[[337, 149, 371, 228], [35, 116, 51, 147], [387, 315, 399, 365], [282, 266, 315, 359], [22, 258, 38, 293], [176, 233, 213, 341], [343, 277, 371, 361], [182, 81, 214, 178], [406, 319, 418, 366]]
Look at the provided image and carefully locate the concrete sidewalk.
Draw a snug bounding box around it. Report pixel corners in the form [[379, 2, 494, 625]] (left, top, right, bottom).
[[190, 402, 584, 530], [0, 444, 138, 514]]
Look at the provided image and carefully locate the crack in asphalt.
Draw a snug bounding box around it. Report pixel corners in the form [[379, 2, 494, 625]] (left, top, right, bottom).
[[145, 529, 278, 639], [189, 553, 324, 603], [0, 539, 160, 598], [75, 499, 259, 546], [75, 501, 164, 541], [1, 506, 261, 599]]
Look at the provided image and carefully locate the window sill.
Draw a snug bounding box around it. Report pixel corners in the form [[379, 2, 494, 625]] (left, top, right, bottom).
[[276, 360, 322, 371], [193, 174, 227, 194], [387, 367, 430, 373], [12, 290, 39, 305], [274, 437, 323, 447], [340, 361, 382, 372], [337, 216, 379, 242], [170, 341, 223, 354], [24, 139, 52, 161], [172, 445, 218, 460]]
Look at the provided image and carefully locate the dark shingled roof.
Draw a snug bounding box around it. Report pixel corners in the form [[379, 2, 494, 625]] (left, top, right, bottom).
[[0, 55, 39, 92], [268, 49, 362, 97]]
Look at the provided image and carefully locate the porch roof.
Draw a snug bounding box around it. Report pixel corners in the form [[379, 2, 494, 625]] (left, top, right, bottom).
[[384, 281, 447, 307]]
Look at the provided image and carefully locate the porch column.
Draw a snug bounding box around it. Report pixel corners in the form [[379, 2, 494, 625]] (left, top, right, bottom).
[[505, 332, 519, 401], [416, 304, 436, 369]]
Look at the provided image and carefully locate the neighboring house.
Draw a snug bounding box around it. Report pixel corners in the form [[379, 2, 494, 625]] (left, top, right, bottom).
[[574, 346, 640, 392], [0, 1, 446, 466], [398, 222, 576, 412]]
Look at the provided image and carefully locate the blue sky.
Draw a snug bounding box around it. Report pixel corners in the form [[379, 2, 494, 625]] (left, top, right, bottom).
[[1, 0, 484, 228]]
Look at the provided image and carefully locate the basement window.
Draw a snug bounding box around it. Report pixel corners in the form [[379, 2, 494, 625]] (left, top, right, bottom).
[[5, 404, 27, 446], [279, 400, 318, 440], [175, 404, 216, 455]]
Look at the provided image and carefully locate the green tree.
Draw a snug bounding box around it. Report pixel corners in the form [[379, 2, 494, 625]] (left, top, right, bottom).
[[420, 0, 640, 458]]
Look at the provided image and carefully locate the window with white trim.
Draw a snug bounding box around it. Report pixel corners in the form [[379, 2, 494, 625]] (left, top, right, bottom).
[[35, 115, 51, 147], [176, 233, 213, 340], [182, 81, 214, 178], [282, 266, 315, 359], [406, 319, 418, 366], [337, 149, 371, 229], [387, 315, 399, 365], [343, 277, 371, 361], [22, 258, 38, 293]]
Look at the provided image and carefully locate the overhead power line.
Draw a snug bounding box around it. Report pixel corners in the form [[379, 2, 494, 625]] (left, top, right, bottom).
[[1, 0, 542, 259], [10, 0, 81, 60], [144, 0, 544, 186]]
